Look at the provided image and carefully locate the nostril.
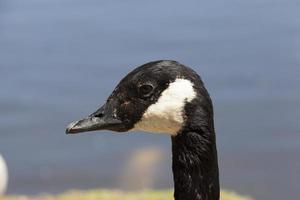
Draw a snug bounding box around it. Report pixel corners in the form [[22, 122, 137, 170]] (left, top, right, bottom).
[[94, 112, 104, 118]]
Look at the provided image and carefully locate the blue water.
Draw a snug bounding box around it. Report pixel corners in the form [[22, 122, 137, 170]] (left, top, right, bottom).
[[0, 0, 300, 199]]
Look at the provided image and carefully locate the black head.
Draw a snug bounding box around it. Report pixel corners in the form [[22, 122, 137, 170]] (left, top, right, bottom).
[[66, 60, 211, 135]]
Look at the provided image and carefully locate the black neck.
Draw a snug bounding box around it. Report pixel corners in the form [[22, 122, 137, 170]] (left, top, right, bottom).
[[171, 127, 219, 200]]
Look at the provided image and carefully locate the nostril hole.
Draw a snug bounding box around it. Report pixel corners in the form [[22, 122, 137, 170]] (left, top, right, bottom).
[[94, 113, 104, 118]]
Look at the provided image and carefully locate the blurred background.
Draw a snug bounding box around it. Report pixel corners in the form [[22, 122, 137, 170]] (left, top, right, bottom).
[[0, 0, 299, 199]]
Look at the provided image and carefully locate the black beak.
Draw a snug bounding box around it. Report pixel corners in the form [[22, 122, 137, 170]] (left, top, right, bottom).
[[66, 103, 123, 134]]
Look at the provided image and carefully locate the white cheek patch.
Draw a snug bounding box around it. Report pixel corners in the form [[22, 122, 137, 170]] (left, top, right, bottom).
[[132, 78, 196, 135]]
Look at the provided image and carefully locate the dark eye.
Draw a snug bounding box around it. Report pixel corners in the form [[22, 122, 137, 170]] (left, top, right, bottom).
[[139, 84, 154, 97]]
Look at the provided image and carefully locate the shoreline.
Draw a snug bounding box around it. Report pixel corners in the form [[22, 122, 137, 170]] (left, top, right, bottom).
[[0, 189, 253, 200]]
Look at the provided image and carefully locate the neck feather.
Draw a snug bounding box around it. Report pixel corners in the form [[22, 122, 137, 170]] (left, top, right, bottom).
[[171, 127, 219, 200]]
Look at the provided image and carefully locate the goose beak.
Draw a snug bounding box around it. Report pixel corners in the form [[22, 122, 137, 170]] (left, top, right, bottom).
[[66, 103, 123, 134]]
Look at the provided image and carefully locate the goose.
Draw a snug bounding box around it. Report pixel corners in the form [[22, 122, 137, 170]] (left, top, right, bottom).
[[0, 154, 8, 195], [66, 60, 219, 200]]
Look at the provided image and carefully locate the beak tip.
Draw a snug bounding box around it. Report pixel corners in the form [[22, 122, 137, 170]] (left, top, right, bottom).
[[65, 128, 72, 134], [65, 121, 79, 135]]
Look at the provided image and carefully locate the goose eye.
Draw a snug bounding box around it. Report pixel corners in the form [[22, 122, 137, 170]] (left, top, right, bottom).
[[138, 84, 154, 97]]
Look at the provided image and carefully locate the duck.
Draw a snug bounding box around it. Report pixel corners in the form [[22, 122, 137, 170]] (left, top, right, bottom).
[[0, 154, 8, 196], [66, 60, 219, 200]]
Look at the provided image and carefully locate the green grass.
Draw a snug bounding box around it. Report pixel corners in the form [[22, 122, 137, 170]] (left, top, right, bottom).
[[0, 189, 253, 200]]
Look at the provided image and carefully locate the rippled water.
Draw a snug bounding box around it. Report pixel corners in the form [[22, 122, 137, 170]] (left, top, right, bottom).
[[0, 0, 299, 199]]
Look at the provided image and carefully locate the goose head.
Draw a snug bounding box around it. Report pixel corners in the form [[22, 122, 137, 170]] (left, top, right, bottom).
[[66, 60, 208, 136]]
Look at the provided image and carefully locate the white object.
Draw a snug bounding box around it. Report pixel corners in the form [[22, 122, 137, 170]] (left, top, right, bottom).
[[133, 78, 196, 135], [0, 154, 8, 195]]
